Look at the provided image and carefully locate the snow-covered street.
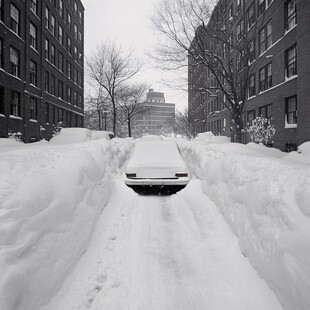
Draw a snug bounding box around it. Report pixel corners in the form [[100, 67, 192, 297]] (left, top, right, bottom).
[[43, 179, 282, 310], [1, 136, 310, 310]]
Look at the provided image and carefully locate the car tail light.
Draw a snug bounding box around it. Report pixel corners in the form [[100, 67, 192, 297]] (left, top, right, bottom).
[[126, 173, 136, 178], [175, 173, 188, 177]]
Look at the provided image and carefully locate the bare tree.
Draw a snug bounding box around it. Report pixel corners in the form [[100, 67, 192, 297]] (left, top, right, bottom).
[[117, 83, 150, 137], [86, 41, 142, 135], [151, 0, 261, 142], [173, 108, 195, 139]]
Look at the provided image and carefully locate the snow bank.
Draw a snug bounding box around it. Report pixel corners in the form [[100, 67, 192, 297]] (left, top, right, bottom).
[[178, 139, 310, 310], [0, 138, 133, 310]]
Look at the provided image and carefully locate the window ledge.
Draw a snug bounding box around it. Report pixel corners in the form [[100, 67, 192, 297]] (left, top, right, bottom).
[[0, 113, 5, 117], [29, 119, 38, 123], [10, 115, 22, 120], [285, 118, 297, 129], [285, 75, 298, 82]]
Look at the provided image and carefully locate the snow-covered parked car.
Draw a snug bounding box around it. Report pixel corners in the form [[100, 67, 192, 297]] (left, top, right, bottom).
[[140, 134, 163, 141], [91, 130, 114, 140], [49, 128, 92, 144], [125, 140, 189, 194]]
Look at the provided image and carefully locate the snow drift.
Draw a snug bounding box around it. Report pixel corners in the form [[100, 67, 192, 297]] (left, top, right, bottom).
[[0, 138, 133, 310], [178, 136, 310, 310]]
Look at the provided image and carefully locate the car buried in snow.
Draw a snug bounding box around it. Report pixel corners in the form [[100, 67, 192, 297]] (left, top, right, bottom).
[[124, 139, 189, 194]]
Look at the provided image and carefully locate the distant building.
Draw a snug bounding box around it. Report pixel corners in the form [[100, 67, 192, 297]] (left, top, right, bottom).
[[133, 89, 175, 136], [0, 0, 84, 142], [188, 0, 310, 151]]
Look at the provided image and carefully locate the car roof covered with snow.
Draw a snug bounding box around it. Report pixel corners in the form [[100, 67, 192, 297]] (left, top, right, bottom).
[[125, 140, 187, 178], [49, 128, 92, 144], [140, 135, 163, 141]]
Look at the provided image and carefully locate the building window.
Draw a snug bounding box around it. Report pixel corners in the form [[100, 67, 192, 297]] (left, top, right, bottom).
[[45, 6, 50, 28], [259, 104, 272, 119], [0, 0, 3, 21], [247, 3, 255, 29], [58, 107, 63, 122], [73, 91, 77, 105], [51, 44, 55, 65], [67, 86, 72, 103], [248, 74, 255, 97], [74, 1, 78, 15], [236, 0, 243, 13], [258, 0, 266, 16], [45, 39, 49, 59], [58, 52, 64, 72], [285, 0, 297, 30], [59, 0, 63, 18], [74, 24, 77, 40], [53, 105, 56, 123], [51, 15, 55, 36], [78, 94, 82, 108], [259, 63, 272, 92], [51, 75, 56, 95], [74, 46, 77, 60], [286, 95, 297, 124], [10, 4, 20, 36], [30, 0, 37, 14], [78, 52, 83, 66], [58, 80, 63, 99], [79, 10, 82, 24], [10, 91, 20, 117], [259, 21, 272, 55], [0, 86, 4, 114], [228, 5, 233, 20], [248, 39, 255, 63], [67, 37, 72, 54], [67, 12, 72, 30], [236, 19, 244, 41], [74, 68, 77, 84], [45, 103, 49, 123], [10, 47, 20, 77], [285, 44, 297, 78], [58, 25, 63, 45], [0, 39, 3, 68], [247, 109, 256, 125], [29, 97, 37, 120], [78, 31, 82, 42], [67, 61, 71, 78], [30, 23, 37, 50], [45, 70, 49, 92], [30, 60, 37, 85]]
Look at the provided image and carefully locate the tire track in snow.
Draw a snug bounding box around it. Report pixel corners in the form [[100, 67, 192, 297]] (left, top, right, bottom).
[[43, 179, 283, 310]]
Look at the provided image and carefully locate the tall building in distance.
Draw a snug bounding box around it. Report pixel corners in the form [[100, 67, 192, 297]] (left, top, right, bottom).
[[133, 89, 175, 136], [188, 0, 309, 151], [0, 0, 84, 142]]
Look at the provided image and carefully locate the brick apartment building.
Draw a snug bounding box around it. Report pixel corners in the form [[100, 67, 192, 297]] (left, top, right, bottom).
[[188, 0, 309, 151], [133, 89, 175, 136], [0, 0, 84, 142]]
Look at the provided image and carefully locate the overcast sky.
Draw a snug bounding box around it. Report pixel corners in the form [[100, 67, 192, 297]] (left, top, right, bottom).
[[82, 0, 187, 110]]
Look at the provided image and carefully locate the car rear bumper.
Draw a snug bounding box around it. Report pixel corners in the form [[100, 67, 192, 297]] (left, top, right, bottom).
[[124, 177, 189, 186]]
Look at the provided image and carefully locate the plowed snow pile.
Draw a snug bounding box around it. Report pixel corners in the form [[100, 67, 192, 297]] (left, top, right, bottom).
[[0, 138, 133, 310], [178, 134, 310, 310]]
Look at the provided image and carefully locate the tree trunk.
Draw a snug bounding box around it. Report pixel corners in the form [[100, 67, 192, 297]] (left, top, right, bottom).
[[112, 102, 117, 136], [97, 109, 101, 130], [128, 119, 131, 137], [231, 112, 243, 143]]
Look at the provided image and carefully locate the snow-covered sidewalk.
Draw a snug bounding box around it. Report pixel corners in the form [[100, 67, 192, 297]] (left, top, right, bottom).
[[43, 179, 283, 310]]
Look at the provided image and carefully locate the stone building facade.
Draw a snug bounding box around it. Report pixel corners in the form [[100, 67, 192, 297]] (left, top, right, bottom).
[[188, 0, 309, 151], [0, 0, 84, 142]]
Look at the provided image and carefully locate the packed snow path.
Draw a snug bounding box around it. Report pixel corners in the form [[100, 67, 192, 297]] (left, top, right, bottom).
[[44, 179, 283, 310]]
